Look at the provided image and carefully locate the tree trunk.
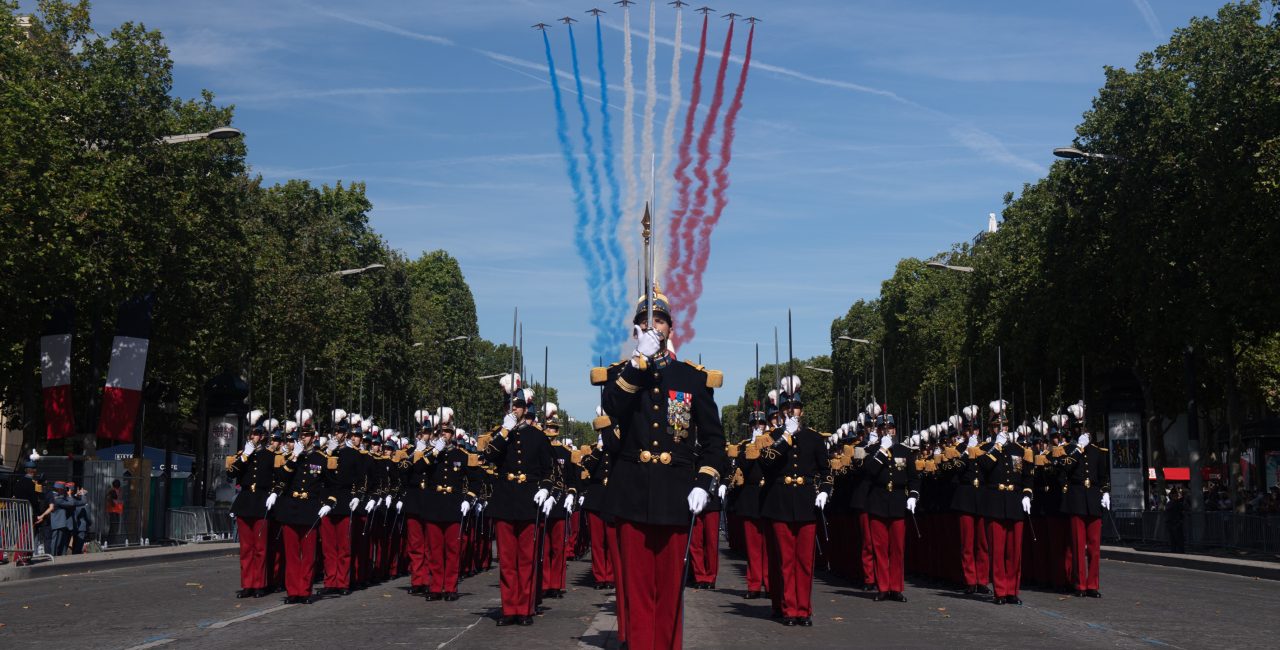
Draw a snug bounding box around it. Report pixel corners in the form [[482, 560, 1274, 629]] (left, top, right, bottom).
[[1225, 336, 1244, 514], [1140, 368, 1166, 509]]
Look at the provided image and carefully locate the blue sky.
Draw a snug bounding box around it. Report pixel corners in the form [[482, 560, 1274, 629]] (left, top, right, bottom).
[[78, 0, 1213, 423]]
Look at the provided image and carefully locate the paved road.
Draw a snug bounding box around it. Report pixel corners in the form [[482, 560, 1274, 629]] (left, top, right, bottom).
[[0, 544, 1275, 649]]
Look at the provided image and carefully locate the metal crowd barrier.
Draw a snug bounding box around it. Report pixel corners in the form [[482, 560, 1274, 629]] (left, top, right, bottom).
[[166, 509, 201, 542], [0, 498, 54, 562], [168, 506, 236, 542], [1105, 507, 1280, 553]]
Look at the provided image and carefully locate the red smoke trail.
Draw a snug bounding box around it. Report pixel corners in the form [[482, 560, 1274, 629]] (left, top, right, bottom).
[[681, 25, 754, 342], [665, 15, 709, 303], [669, 20, 733, 331]]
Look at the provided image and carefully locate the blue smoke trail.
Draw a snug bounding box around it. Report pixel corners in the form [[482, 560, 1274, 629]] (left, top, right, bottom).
[[568, 25, 618, 355], [594, 17, 627, 353], [543, 31, 611, 361]]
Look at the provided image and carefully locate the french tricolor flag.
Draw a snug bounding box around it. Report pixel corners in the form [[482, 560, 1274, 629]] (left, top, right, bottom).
[[40, 302, 76, 440], [96, 294, 154, 442]]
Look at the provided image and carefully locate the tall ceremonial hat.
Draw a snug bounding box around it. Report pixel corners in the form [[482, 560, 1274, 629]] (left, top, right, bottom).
[[294, 409, 315, 433], [438, 407, 456, 432], [543, 402, 560, 433], [748, 400, 765, 424], [500, 373, 525, 407], [1067, 401, 1086, 431], [246, 409, 266, 434], [330, 408, 348, 434], [414, 409, 431, 433], [633, 282, 672, 325], [989, 399, 1009, 428], [779, 375, 803, 407]]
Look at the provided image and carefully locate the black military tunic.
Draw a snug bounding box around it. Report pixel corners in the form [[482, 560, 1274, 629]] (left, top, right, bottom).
[[483, 421, 554, 522], [759, 427, 833, 523], [948, 442, 988, 516], [977, 442, 1034, 521], [401, 448, 433, 519], [601, 357, 726, 527], [730, 438, 768, 520], [861, 442, 921, 520], [274, 449, 331, 527], [423, 446, 479, 523], [226, 448, 279, 519], [325, 444, 364, 518], [1060, 443, 1111, 517]]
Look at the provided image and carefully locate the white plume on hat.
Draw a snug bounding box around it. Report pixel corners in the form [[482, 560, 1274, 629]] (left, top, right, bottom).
[[414, 409, 429, 425], [962, 404, 979, 420], [499, 373, 522, 394], [246, 409, 265, 427], [838, 423, 849, 435], [331, 408, 348, 424], [866, 402, 883, 417], [361, 419, 372, 433], [767, 389, 779, 405], [284, 420, 298, 434], [927, 424, 939, 438], [521, 388, 534, 404], [909, 433, 921, 448], [429, 413, 440, 427], [294, 409, 313, 425], [438, 407, 455, 425], [1035, 420, 1050, 436], [544, 402, 558, 420], [1068, 401, 1086, 421], [1016, 424, 1031, 436], [989, 399, 1007, 415], [265, 418, 280, 431], [595, 405, 605, 417], [1052, 414, 1070, 429], [779, 375, 802, 393], [348, 413, 362, 426], [949, 414, 963, 429]]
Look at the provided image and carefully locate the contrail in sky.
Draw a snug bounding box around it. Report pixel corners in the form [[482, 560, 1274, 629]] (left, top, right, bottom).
[[656, 3, 684, 279]]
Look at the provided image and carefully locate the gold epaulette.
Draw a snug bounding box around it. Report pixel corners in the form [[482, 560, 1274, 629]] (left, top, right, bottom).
[[944, 446, 960, 460], [726, 444, 739, 458], [326, 456, 338, 470], [592, 414, 612, 430], [224, 454, 238, 470], [758, 433, 774, 447], [1023, 448, 1034, 463], [924, 459, 938, 472], [1051, 445, 1066, 458], [571, 449, 583, 464], [831, 457, 845, 471], [477, 434, 492, 451], [1035, 453, 1048, 467], [467, 453, 481, 467], [413, 450, 425, 463], [393, 450, 408, 463], [914, 458, 926, 471], [579, 445, 593, 456], [274, 454, 287, 469], [591, 360, 625, 386], [706, 370, 723, 388], [967, 446, 983, 459]]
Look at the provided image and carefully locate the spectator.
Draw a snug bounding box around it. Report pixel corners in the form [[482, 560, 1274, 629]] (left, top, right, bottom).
[[50, 482, 84, 557], [104, 480, 124, 544], [69, 483, 93, 554], [1166, 486, 1186, 553]]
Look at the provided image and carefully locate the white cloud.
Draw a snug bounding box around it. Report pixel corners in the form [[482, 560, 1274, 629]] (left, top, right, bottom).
[[223, 84, 543, 106], [1131, 0, 1164, 40], [947, 126, 1047, 176]]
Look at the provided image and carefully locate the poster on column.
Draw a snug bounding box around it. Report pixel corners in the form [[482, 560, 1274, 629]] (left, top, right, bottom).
[[1107, 412, 1143, 511]]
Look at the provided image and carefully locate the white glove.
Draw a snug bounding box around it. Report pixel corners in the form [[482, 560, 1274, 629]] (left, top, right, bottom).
[[349, 497, 360, 511], [431, 438, 445, 454], [477, 501, 487, 512], [1077, 433, 1090, 450], [396, 500, 403, 513], [687, 487, 709, 514], [933, 448, 942, 457], [995, 432, 1008, 447], [595, 435, 604, 451], [1022, 496, 1032, 514], [265, 493, 278, 510], [563, 494, 575, 513], [968, 434, 978, 448], [717, 484, 727, 500], [906, 497, 917, 513], [578, 495, 585, 506], [326, 438, 339, 454], [243, 441, 255, 457], [867, 432, 879, 447], [414, 439, 427, 454], [785, 416, 800, 435], [1101, 493, 1111, 510], [461, 500, 471, 516], [633, 325, 663, 359], [541, 497, 555, 516], [879, 435, 893, 451], [384, 495, 392, 508], [533, 488, 550, 506], [317, 505, 332, 518], [815, 492, 829, 510], [502, 413, 518, 431], [291, 444, 303, 460], [365, 499, 376, 513]]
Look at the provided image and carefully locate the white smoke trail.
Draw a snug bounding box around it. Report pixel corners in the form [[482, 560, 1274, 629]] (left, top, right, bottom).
[[655, 6, 682, 280], [619, 4, 638, 305], [638, 1, 657, 290]]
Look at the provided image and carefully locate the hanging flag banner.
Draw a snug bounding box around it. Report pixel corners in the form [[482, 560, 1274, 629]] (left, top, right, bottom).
[[40, 301, 76, 439], [97, 294, 154, 442]]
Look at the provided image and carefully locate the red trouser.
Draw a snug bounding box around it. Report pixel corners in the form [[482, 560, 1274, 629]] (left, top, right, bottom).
[[957, 512, 990, 587], [1070, 515, 1102, 591], [588, 512, 614, 583], [496, 520, 537, 617], [236, 517, 268, 590], [690, 510, 720, 585], [566, 511, 580, 559], [868, 515, 905, 593], [319, 515, 351, 589], [608, 521, 627, 642], [770, 520, 816, 617], [405, 517, 430, 588], [987, 518, 1024, 597], [282, 523, 317, 597], [618, 519, 687, 650], [742, 517, 769, 591], [542, 518, 567, 591], [427, 521, 462, 593], [859, 511, 877, 586]]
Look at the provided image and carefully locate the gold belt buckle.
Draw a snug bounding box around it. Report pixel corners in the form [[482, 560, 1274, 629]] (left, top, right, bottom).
[[659, 452, 671, 465], [1084, 478, 1091, 488], [784, 476, 794, 486], [973, 479, 979, 488], [640, 450, 653, 463], [886, 481, 894, 492]]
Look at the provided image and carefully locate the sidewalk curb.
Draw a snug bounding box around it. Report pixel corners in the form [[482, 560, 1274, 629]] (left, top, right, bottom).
[[1102, 547, 1280, 581], [1, 544, 237, 583]]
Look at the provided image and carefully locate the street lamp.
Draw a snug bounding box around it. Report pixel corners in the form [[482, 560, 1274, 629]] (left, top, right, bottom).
[[331, 263, 387, 277], [1053, 146, 1120, 162], [838, 336, 872, 345], [926, 261, 974, 273], [159, 126, 244, 145], [478, 373, 506, 380], [804, 365, 832, 374]]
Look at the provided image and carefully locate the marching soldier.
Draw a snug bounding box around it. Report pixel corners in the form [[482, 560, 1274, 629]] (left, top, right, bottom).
[[349, 416, 374, 590], [730, 410, 770, 599], [581, 417, 616, 589], [422, 408, 477, 601], [402, 413, 434, 595], [483, 378, 554, 627], [850, 408, 882, 592], [226, 409, 277, 598], [862, 415, 919, 602], [1060, 402, 1110, 597], [978, 400, 1033, 605], [759, 378, 832, 627], [599, 285, 726, 650], [272, 427, 332, 604], [949, 405, 992, 595], [540, 409, 575, 599]]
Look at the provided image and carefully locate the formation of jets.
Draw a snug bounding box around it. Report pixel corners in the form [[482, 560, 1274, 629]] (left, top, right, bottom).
[[532, 4, 759, 30]]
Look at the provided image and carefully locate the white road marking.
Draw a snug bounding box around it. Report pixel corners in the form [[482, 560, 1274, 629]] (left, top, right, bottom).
[[437, 616, 483, 648], [207, 603, 295, 629], [122, 639, 175, 650]]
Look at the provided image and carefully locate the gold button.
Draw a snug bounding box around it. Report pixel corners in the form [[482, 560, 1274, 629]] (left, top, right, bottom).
[[652, 422, 659, 429], [652, 441, 659, 447], [653, 404, 660, 411], [652, 388, 660, 394]]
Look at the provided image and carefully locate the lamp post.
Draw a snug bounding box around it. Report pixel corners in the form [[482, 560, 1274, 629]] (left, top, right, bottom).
[[331, 263, 387, 277], [1052, 146, 1121, 162]]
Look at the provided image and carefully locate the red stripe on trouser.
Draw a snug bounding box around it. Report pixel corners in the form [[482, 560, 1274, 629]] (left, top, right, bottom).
[[742, 517, 768, 591], [618, 519, 687, 650], [957, 513, 990, 586], [987, 518, 1024, 597], [608, 521, 626, 642], [282, 524, 316, 597], [427, 521, 462, 593], [769, 520, 816, 617], [236, 517, 268, 589], [496, 520, 536, 617], [588, 513, 614, 583], [542, 518, 567, 591], [868, 515, 905, 593], [406, 517, 430, 587], [1070, 515, 1102, 591], [690, 510, 720, 584], [859, 511, 877, 586], [320, 515, 351, 589]]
